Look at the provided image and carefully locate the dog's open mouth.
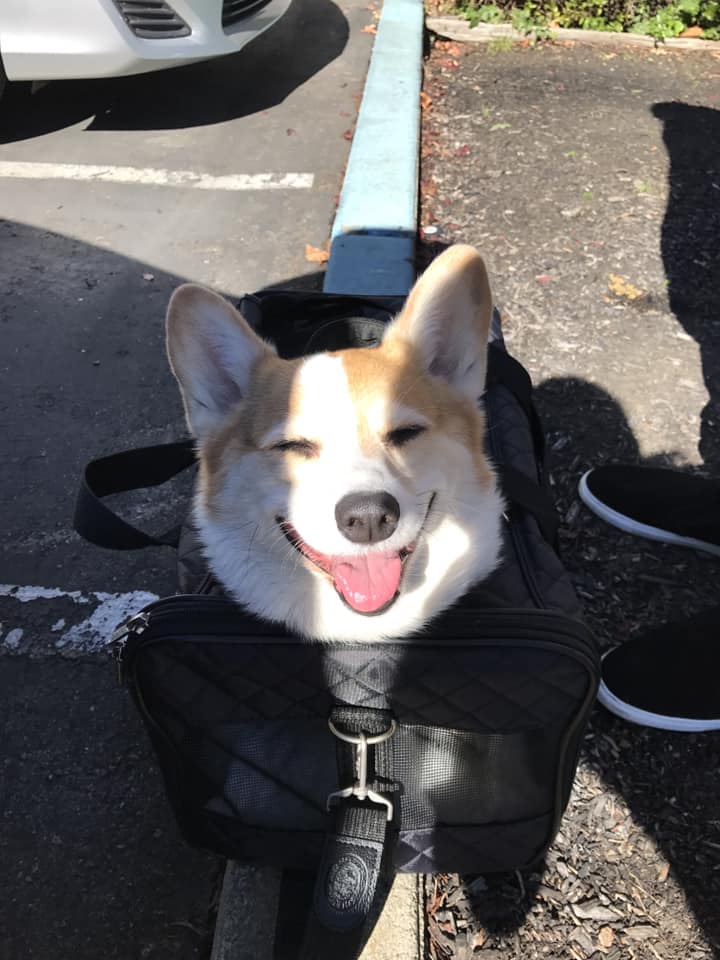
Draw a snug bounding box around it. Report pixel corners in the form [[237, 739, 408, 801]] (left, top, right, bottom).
[[276, 521, 416, 616]]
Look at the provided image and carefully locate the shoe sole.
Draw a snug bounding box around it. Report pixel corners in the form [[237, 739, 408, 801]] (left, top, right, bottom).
[[598, 674, 720, 732], [578, 471, 720, 558]]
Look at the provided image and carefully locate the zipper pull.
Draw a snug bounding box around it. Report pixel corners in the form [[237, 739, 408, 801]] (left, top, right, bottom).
[[110, 610, 150, 685]]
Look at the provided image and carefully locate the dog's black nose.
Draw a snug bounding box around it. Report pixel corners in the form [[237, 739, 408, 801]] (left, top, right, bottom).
[[335, 492, 400, 544]]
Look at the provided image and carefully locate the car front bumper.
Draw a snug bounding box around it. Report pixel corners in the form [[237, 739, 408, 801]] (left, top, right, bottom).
[[1, 0, 292, 81]]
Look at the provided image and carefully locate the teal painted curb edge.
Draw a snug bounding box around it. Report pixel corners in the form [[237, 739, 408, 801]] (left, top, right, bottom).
[[324, 0, 424, 296], [324, 234, 416, 296]]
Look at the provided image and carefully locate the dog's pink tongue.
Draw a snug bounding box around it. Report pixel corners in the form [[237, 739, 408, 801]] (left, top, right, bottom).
[[330, 553, 402, 613]]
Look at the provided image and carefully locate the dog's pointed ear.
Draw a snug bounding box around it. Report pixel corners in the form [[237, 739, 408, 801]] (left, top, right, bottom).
[[166, 284, 276, 440], [384, 245, 493, 400]]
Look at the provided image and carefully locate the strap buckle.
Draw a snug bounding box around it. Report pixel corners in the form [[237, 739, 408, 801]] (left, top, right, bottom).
[[326, 719, 397, 822]]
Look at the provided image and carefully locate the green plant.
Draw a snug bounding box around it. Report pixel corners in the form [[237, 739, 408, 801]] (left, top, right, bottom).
[[461, 1, 505, 23], [629, 6, 686, 36], [448, 0, 720, 39], [578, 14, 623, 28], [511, 3, 553, 36]]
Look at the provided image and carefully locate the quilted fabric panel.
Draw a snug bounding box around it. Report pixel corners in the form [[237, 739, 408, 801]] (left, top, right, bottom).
[[139, 639, 591, 734], [394, 815, 554, 873]]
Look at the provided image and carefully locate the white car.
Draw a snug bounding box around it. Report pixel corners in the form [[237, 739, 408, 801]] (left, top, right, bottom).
[[0, 0, 292, 98]]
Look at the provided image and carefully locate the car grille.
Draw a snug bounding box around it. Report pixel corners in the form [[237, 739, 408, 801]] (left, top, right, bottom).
[[113, 1, 191, 38], [222, 0, 274, 28]]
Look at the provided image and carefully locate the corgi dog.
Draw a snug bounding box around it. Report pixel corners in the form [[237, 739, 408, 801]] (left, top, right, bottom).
[[166, 244, 504, 642]]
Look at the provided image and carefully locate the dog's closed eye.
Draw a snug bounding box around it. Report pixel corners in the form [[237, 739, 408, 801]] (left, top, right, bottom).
[[385, 425, 428, 448], [269, 438, 320, 458]]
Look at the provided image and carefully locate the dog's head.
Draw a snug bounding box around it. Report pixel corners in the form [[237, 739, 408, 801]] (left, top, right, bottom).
[[166, 244, 504, 640]]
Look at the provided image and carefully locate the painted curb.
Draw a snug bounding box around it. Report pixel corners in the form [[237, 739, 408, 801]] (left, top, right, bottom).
[[427, 14, 718, 49], [324, 232, 416, 295], [324, 0, 424, 295]]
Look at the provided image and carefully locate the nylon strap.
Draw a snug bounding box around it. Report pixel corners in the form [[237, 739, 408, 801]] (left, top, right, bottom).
[[273, 708, 397, 960], [73, 440, 196, 550], [486, 344, 547, 473]]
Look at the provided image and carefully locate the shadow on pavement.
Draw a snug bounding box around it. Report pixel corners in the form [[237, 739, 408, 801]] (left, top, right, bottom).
[[0, 0, 348, 143], [652, 103, 720, 472]]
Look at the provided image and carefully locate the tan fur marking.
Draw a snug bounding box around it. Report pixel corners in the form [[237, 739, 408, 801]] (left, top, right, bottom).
[[340, 339, 494, 488], [200, 354, 300, 510]]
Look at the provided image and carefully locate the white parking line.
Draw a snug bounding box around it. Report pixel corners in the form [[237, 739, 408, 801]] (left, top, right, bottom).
[[0, 583, 158, 654], [0, 161, 314, 191]]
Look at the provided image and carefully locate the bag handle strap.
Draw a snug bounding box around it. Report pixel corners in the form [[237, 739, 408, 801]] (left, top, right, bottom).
[[274, 707, 397, 960], [500, 464, 559, 548], [486, 344, 547, 472], [486, 345, 559, 546], [73, 440, 196, 550]]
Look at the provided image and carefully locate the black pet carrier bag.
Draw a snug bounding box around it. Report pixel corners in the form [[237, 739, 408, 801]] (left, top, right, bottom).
[[74, 290, 600, 959]]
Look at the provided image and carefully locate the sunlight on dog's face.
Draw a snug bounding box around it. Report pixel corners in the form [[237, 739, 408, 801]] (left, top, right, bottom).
[[166, 245, 505, 641]]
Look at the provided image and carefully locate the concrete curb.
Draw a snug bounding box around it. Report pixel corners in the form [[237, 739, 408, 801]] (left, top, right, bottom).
[[324, 0, 424, 294], [211, 865, 425, 960], [427, 14, 719, 50]]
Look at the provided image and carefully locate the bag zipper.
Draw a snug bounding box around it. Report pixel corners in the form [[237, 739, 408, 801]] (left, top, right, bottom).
[[112, 594, 599, 686]]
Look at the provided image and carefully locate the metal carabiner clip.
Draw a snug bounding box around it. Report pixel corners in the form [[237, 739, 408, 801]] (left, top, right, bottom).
[[326, 719, 397, 822]]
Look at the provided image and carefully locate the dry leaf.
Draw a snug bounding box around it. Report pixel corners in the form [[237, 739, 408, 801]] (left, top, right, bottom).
[[362, 23, 377, 33], [608, 273, 644, 300], [304, 243, 330, 264], [420, 90, 432, 111], [657, 862, 670, 883], [571, 901, 622, 922], [598, 926, 615, 949], [679, 25, 703, 36]]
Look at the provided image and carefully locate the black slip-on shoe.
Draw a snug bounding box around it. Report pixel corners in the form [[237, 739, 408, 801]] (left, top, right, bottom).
[[598, 606, 720, 732], [578, 466, 720, 557]]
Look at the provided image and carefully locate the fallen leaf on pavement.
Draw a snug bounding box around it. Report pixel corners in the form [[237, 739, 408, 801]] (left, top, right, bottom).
[[608, 273, 644, 300], [304, 243, 329, 264], [598, 926, 615, 949], [362, 23, 377, 33]]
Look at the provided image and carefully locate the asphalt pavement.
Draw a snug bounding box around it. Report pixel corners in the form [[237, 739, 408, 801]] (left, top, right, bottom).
[[0, 1, 375, 955]]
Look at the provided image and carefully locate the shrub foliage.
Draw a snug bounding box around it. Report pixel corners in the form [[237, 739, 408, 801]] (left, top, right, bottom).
[[456, 0, 719, 38]]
